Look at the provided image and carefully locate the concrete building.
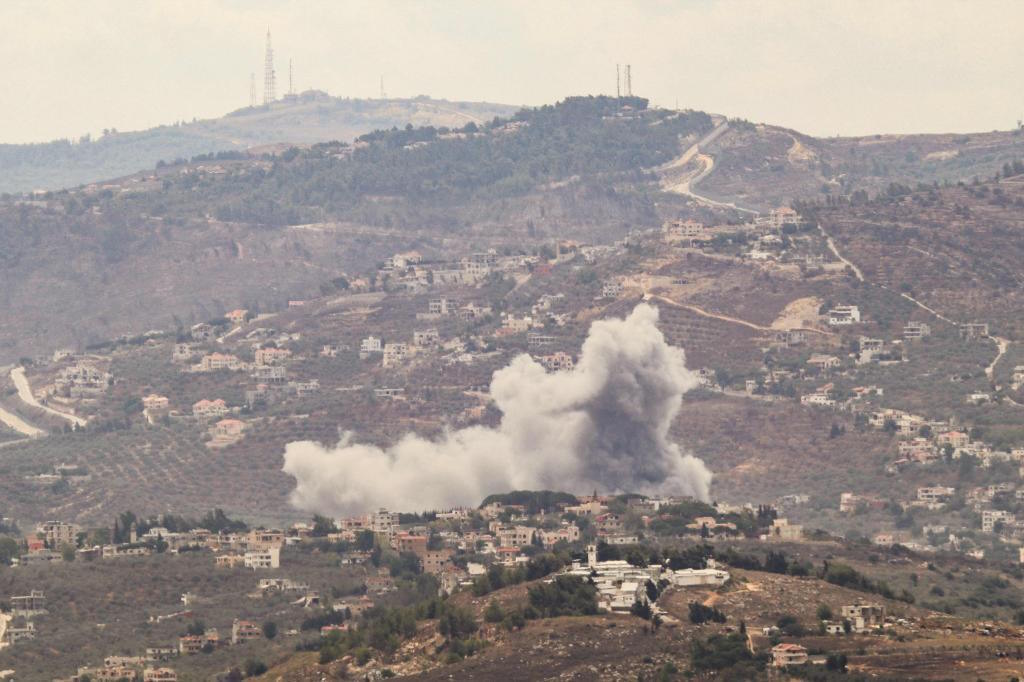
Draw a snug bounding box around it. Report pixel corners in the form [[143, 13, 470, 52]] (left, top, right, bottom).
[[244, 547, 280, 569]]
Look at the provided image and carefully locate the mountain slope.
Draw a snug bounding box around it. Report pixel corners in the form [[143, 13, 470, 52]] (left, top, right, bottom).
[[0, 92, 519, 194]]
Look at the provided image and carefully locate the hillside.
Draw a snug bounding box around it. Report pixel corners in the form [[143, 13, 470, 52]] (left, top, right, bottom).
[[0, 96, 714, 362], [0, 93, 519, 194], [695, 121, 1024, 211]]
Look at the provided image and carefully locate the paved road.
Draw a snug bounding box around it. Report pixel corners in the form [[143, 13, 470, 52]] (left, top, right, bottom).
[[659, 122, 759, 215], [10, 366, 87, 427], [0, 403, 44, 438]]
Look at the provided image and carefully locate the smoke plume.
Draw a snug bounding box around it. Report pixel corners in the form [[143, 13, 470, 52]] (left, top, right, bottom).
[[282, 303, 711, 516]]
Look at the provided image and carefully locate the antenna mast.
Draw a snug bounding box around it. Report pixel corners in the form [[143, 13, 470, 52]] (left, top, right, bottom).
[[263, 29, 276, 104], [380, 75, 386, 99], [288, 59, 294, 96], [625, 64, 632, 97], [616, 64, 620, 97], [249, 73, 256, 107]]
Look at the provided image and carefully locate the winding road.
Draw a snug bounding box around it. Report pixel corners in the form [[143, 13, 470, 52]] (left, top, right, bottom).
[[10, 366, 87, 427], [659, 122, 759, 215]]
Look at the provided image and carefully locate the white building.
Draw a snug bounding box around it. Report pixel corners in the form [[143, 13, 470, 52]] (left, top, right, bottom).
[[359, 336, 383, 359], [244, 547, 281, 569], [827, 305, 861, 326]]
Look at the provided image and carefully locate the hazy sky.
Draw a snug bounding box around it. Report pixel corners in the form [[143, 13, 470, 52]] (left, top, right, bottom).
[[2, 0, 1021, 144]]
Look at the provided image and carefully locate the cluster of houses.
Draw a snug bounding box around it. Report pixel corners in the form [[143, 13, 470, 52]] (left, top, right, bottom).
[[561, 544, 729, 612], [769, 602, 889, 668]]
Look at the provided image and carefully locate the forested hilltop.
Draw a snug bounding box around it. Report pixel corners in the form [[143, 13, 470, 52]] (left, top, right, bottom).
[[0, 96, 713, 360], [125, 96, 713, 228], [0, 93, 518, 194]]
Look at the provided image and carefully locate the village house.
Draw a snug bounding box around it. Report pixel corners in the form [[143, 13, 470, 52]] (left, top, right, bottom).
[[595, 513, 624, 533], [38, 520, 78, 547], [522, 331, 559, 351], [56, 362, 112, 396], [1012, 366, 1024, 390], [142, 668, 178, 682], [960, 322, 990, 340], [320, 343, 345, 357], [5, 621, 36, 645], [226, 309, 249, 325], [244, 547, 281, 569], [190, 323, 215, 341], [245, 384, 271, 406], [539, 525, 581, 547], [766, 518, 803, 541], [252, 364, 287, 383], [102, 544, 152, 559], [215, 554, 246, 568], [171, 343, 197, 363], [496, 525, 536, 547], [145, 647, 178, 662], [774, 329, 806, 347], [758, 206, 801, 230], [841, 603, 885, 633], [382, 343, 409, 368], [208, 418, 246, 447], [288, 379, 320, 396], [807, 354, 841, 371], [937, 430, 970, 449], [903, 322, 931, 340], [197, 353, 244, 372], [839, 492, 885, 513], [601, 281, 624, 298], [502, 315, 534, 334], [982, 509, 1015, 533], [771, 643, 809, 667], [359, 336, 383, 359], [422, 549, 454, 575], [192, 398, 228, 419], [801, 391, 835, 408], [254, 347, 291, 366], [537, 351, 574, 372], [827, 305, 861, 326], [142, 394, 170, 411], [414, 328, 440, 346], [92, 665, 139, 681], [178, 628, 219, 654], [868, 409, 926, 436], [917, 486, 955, 505], [11, 590, 46, 616], [231, 619, 262, 644]]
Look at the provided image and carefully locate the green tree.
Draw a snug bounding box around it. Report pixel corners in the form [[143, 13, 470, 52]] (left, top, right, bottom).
[[262, 620, 278, 639], [484, 600, 505, 623]]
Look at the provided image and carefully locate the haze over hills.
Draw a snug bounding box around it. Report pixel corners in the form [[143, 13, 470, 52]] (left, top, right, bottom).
[[3, 95, 1024, 364], [6, 93, 1024, 681], [0, 91, 519, 194]]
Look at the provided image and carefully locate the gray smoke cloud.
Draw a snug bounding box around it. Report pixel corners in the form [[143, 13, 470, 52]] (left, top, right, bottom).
[[282, 303, 711, 516]]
